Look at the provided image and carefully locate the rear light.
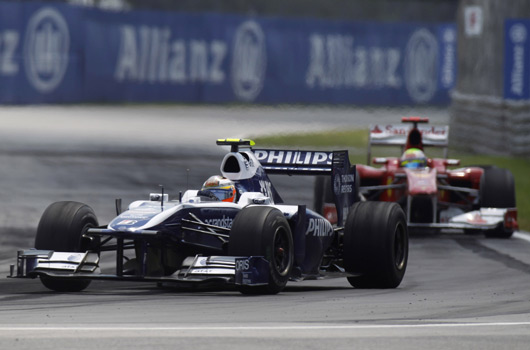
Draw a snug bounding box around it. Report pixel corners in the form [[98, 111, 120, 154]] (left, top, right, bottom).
[[504, 209, 518, 230]]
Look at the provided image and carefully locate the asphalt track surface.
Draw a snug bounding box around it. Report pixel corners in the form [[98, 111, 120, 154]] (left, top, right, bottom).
[[0, 106, 529, 349]]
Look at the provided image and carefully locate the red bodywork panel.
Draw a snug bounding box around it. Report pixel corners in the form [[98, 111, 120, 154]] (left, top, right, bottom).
[[405, 168, 437, 196], [357, 158, 484, 204]]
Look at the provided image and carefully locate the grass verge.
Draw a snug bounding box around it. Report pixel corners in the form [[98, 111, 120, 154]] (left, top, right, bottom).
[[253, 129, 530, 231]]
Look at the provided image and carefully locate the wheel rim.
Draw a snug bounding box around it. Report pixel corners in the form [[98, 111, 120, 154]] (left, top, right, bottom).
[[394, 223, 406, 270], [273, 226, 292, 277]]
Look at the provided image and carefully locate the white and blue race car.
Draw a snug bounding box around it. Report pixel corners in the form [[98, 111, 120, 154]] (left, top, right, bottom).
[[11, 139, 408, 294]]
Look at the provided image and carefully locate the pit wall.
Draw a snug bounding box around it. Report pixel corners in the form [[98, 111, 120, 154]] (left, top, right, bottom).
[[0, 1, 455, 105]]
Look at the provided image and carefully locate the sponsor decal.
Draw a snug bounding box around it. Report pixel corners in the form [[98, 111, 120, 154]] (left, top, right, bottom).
[[231, 20, 267, 101], [242, 157, 250, 170], [114, 25, 227, 85], [0, 30, 19, 76], [204, 215, 233, 229], [404, 28, 438, 103], [467, 213, 487, 225], [235, 259, 250, 271], [464, 6, 483, 37], [191, 269, 216, 274], [306, 218, 333, 237], [370, 125, 448, 143], [339, 174, 354, 193], [24, 7, 70, 93], [254, 150, 332, 166], [333, 173, 341, 196], [508, 23, 527, 97], [305, 33, 401, 89], [440, 27, 456, 89], [118, 213, 152, 220], [333, 173, 354, 195], [117, 219, 138, 225], [333, 172, 355, 195], [258, 179, 273, 198], [67, 253, 83, 262], [371, 125, 383, 134], [510, 23, 527, 44]]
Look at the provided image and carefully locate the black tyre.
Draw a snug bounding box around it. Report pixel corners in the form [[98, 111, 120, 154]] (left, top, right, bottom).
[[228, 206, 294, 295], [343, 202, 408, 288], [479, 168, 516, 238], [35, 201, 99, 292]]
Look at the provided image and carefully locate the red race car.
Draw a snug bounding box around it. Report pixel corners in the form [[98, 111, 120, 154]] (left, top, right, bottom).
[[314, 117, 518, 238]]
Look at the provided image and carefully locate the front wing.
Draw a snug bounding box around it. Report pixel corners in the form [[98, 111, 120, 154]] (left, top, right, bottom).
[[10, 250, 270, 287], [409, 208, 518, 231]]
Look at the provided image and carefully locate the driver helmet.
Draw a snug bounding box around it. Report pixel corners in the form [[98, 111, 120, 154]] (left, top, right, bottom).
[[400, 148, 427, 169], [201, 175, 237, 202]]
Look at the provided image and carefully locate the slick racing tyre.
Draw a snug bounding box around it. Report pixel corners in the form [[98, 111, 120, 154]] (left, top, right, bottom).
[[35, 201, 99, 292], [343, 202, 408, 288], [479, 168, 516, 239], [228, 206, 294, 295]]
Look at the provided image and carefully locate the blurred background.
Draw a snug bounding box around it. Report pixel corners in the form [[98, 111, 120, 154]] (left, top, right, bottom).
[[1, 0, 528, 155]]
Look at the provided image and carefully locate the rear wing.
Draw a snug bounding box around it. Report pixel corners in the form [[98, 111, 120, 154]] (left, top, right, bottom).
[[253, 149, 356, 226], [253, 149, 333, 175], [368, 124, 449, 163]]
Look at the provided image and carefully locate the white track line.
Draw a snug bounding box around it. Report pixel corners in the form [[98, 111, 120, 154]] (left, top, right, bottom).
[[514, 231, 530, 243], [0, 322, 530, 332]]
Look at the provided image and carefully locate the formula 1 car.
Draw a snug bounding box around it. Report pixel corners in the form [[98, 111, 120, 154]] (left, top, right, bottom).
[[10, 139, 408, 294], [314, 117, 518, 238]]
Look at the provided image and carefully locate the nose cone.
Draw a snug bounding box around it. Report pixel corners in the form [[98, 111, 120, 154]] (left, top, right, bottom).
[[108, 203, 162, 232], [405, 168, 437, 196]]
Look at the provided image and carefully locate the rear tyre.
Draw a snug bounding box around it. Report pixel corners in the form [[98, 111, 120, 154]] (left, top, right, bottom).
[[343, 202, 408, 288], [228, 206, 294, 295], [35, 201, 99, 292], [479, 168, 516, 239]]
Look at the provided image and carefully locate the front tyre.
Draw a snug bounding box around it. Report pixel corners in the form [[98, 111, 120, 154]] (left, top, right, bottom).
[[343, 202, 408, 288], [35, 201, 99, 292], [479, 168, 516, 238], [228, 206, 294, 295]]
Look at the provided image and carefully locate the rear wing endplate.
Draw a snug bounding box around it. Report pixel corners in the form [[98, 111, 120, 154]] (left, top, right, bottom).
[[253, 149, 356, 226]]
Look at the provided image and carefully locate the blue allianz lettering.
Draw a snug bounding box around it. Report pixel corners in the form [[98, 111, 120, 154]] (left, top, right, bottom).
[[0, 30, 19, 76], [115, 25, 227, 85], [305, 33, 401, 89], [441, 28, 456, 89], [511, 46, 524, 96]]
